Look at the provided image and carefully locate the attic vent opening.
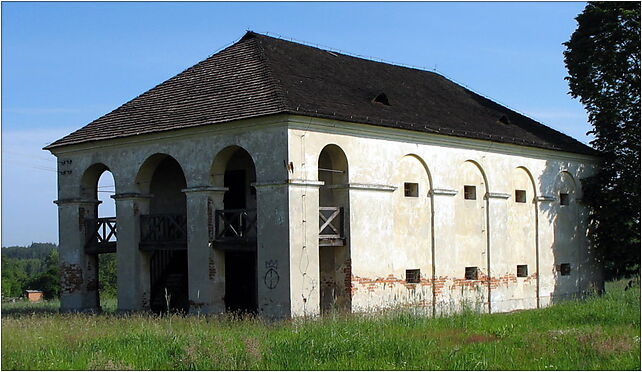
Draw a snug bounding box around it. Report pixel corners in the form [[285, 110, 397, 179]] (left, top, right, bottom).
[[498, 115, 511, 125], [373, 93, 390, 106]]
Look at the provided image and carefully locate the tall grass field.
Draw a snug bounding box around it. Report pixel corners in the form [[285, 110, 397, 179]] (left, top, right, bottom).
[[2, 280, 640, 370]]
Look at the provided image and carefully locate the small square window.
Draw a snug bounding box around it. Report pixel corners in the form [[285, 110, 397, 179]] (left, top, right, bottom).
[[559, 263, 571, 276], [465, 266, 479, 280], [464, 185, 476, 200], [404, 183, 419, 197], [517, 264, 528, 277], [560, 193, 570, 206], [515, 190, 527, 203], [406, 269, 420, 283]]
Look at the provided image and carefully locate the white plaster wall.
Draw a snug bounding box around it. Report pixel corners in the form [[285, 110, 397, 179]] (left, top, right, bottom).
[[286, 115, 602, 315], [491, 168, 538, 312]]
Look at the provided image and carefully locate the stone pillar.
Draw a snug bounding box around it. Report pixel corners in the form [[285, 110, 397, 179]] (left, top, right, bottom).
[[54, 198, 101, 312], [112, 193, 152, 311], [254, 182, 292, 319], [183, 186, 227, 314]]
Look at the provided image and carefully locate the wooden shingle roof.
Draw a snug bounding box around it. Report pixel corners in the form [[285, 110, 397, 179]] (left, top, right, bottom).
[[46, 31, 594, 155]]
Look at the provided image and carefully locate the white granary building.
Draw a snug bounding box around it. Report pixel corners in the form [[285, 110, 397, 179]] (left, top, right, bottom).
[[45, 32, 603, 317]]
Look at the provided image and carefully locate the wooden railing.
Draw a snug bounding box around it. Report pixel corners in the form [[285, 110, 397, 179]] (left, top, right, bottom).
[[212, 208, 257, 243], [84, 217, 117, 253], [319, 207, 345, 245], [140, 214, 187, 248]]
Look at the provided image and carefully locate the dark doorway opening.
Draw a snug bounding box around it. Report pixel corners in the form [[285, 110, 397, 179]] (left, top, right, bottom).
[[224, 251, 257, 313], [222, 154, 257, 314], [318, 144, 352, 314], [150, 250, 189, 313], [142, 155, 189, 314]]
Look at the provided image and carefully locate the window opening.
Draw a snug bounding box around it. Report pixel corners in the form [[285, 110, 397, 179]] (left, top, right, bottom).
[[404, 182, 419, 197], [372, 93, 390, 106], [559, 263, 571, 276], [406, 269, 420, 284], [517, 264, 528, 277], [498, 115, 511, 125], [464, 185, 476, 200], [515, 190, 527, 203], [465, 266, 479, 280], [560, 193, 570, 206]]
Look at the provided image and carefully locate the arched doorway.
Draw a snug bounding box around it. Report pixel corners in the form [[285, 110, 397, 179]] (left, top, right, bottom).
[[318, 144, 351, 314], [80, 163, 117, 311], [136, 154, 189, 313], [211, 146, 258, 313]]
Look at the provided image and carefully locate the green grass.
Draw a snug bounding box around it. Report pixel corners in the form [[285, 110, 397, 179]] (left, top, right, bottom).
[[2, 281, 640, 370]]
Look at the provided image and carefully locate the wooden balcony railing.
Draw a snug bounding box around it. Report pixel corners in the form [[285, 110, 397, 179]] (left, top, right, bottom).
[[319, 207, 345, 246], [140, 214, 187, 250], [212, 208, 257, 245], [84, 217, 117, 254]]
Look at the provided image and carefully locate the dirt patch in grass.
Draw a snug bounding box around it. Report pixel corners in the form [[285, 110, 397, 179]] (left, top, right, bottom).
[[408, 328, 497, 345], [578, 330, 635, 356], [464, 333, 499, 344], [412, 328, 468, 344]]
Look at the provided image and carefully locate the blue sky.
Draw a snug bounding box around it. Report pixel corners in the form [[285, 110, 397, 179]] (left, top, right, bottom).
[[2, 1, 591, 246]]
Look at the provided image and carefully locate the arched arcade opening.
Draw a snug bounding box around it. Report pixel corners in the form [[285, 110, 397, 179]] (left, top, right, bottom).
[[80, 163, 117, 311], [136, 154, 189, 313], [318, 144, 351, 314], [210, 146, 258, 314]]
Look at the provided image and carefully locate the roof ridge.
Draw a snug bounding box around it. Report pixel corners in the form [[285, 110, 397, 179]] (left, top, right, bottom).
[[248, 31, 444, 77], [246, 31, 586, 140], [248, 33, 292, 112]]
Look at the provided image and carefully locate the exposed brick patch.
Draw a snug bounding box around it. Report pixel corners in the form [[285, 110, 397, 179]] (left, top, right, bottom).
[[452, 270, 491, 291], [525, 272, 538, 283], [489, 274, 518, 290], [433, 276, 447, 294], [61, 263, 83, 294], [352, 272, 542, 304], [343, 259, 352, 297], [208, 256, 217, 280], [352, 273, 433, 294]]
